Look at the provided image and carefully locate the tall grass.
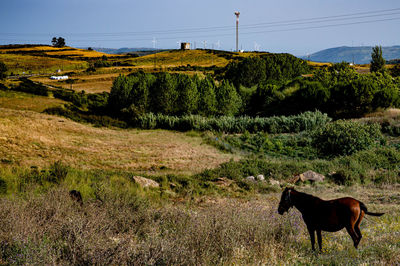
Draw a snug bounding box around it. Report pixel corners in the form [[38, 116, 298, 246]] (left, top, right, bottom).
[[134, 111, 331, 133], [0, 187, 398, 265]]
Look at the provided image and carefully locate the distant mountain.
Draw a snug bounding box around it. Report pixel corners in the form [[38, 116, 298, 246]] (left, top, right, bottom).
[[305, 46, 400, 64], [91, 47, 156, 54], [86, 47, 172, 57]]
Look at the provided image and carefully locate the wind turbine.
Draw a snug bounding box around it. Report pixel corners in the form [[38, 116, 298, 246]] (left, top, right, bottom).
[[152, 37, 157, 49], [202, 40, 207, 49], [215, 40, 221, 50]]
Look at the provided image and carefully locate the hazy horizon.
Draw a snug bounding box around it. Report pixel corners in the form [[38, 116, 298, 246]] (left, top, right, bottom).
[[1, 0, 399, 56]]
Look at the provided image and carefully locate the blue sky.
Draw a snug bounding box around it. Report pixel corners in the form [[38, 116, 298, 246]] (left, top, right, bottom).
[[1, 0, 399, 55]]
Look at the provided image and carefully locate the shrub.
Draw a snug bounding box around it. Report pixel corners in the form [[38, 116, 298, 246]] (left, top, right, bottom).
[[0, 61, 7, 80], [312, 120, 383, 156], [0, 178, 7, 194], [133, 111, 331, 133], [13, 78, 49, 96], [48, 161, 69, 184]]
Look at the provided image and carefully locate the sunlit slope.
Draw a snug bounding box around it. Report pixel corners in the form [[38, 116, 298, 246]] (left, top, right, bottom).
[[0, 45, 122, 74], [128, 49, 270, 68], [0, 108, 234, 174]]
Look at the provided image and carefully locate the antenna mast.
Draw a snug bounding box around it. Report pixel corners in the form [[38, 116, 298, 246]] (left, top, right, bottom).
[[235, 11, 240, 52]]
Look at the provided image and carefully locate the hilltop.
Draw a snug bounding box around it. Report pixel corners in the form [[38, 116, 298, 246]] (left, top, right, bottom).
[[1, 45, 272, 93], [306, 45, 400, 64]]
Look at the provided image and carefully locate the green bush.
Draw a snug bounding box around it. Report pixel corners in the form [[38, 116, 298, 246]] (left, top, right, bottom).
[[43, 106, 127, 128], [13, 78, 49, 96], [0, 61, 7, 80], [48, 161, 69, 184], [312, 120, 383, 156], [0, 178, 7, 194]]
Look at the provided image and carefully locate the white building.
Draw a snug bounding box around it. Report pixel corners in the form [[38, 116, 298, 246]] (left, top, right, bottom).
[[50, 75, 68, 80]]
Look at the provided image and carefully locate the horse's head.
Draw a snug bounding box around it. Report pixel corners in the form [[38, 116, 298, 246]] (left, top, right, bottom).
[[278, 187, 294, 215]]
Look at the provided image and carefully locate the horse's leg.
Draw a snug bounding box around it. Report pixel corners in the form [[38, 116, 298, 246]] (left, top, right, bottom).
[[307, 226, 316, 251], [354, 210, 365, 248], [345, 225, 359, 249], [345, 205, 362, 249], [317, 230, 322, 251]]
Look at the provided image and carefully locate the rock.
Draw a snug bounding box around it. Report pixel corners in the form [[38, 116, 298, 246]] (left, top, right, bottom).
[[269, 179, 280, 186], [257, 174, 265, 181], [133, 176, 159, 188], [245, 176, 256, 182], [292, 170, 325, 183]]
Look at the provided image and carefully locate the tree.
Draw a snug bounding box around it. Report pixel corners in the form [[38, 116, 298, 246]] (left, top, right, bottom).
[[197, 76, 217, 116], [149, 72, 178, 115], [175, 74, 198, 115], [108, 75, 134, 113], [51, 37, 57, 47], [370, 45, 385, 73], [0, 61, 7, 80], [215, 80, 242, 116], [224, 57, 266, 88], [51, 37, 66, 48]]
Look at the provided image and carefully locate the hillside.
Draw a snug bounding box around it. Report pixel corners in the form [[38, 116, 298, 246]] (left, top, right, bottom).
[[0, 45, 124, 75], [306, 45, 400, 64], [0, 108, 234, 174]]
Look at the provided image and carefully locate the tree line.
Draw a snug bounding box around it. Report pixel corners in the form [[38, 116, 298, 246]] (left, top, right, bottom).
[[108, 51, 399, 120], [108, 72, 242, 118]]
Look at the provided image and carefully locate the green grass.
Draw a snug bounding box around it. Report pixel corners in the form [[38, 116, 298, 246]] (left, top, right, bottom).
[[0, 89, 66, 112]]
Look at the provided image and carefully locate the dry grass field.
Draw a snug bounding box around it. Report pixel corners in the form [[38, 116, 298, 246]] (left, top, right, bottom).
[[31, 73, 123, 93], [0, 45, 122, 58], [0, 184, 398, 264], [0, 53, 87, 75], [44, 48, 123, 59], [127, 50, 267, 68], [0, 108, 234, 175], [127, 50, 228, 68], [0, 45, 125, 75]]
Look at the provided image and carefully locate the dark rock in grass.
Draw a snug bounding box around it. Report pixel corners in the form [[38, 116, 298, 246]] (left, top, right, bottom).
[[69, 190, 83, 206]]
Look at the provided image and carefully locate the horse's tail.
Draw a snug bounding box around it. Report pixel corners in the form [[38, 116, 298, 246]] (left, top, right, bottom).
[[360, 202, 385, 216]]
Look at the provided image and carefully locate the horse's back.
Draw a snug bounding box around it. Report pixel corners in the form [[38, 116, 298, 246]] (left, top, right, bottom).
[[332, 197, 361, 208], [313, 197, 361, 231]]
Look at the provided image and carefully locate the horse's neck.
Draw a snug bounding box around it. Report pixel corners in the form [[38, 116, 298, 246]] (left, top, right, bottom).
[[292, 191, 321, 214]]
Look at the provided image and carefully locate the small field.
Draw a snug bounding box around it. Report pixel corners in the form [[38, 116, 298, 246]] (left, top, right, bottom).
[[31, 73, 124, 93], [0, 90, 66, 112]]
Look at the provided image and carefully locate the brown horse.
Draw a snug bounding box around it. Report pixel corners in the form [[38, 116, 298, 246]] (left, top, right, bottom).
[[278, 187, 384, 251]]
